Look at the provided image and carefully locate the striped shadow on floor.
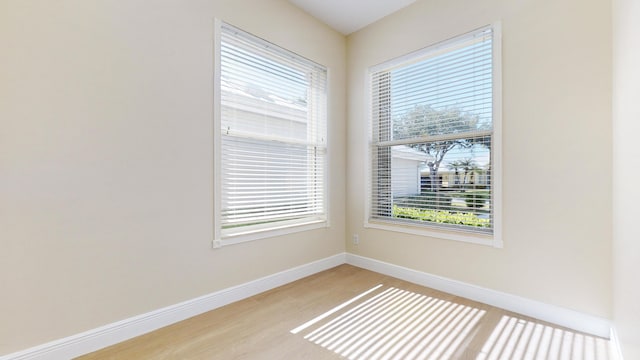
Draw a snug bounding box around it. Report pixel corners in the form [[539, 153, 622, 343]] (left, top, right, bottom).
[[290, 284, 613, 360]]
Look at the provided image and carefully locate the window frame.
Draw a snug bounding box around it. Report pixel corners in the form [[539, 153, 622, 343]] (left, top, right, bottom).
[[364, 22, 503, 248], [213, 20, 329, 248]]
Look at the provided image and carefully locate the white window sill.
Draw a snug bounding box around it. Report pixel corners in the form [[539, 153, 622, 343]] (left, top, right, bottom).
[[364, 219, 502, 248], [215, 219, 328, 248]]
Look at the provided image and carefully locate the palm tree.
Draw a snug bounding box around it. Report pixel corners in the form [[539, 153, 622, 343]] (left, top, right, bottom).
[[457, 158, 477, 186], [447, 161, 463, 186], [467, 165, 482, 186]]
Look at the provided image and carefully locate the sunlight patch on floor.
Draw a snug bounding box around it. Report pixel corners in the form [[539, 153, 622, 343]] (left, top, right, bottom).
[[290, 284, 384, 335], [293, 286, 485, 359], [477, 315, 614, 360], [291, 285, 617, 360]]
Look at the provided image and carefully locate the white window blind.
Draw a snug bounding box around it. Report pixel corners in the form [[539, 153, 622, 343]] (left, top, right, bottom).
[[369, 24, 500, 238], [217, 22, 327, 240]]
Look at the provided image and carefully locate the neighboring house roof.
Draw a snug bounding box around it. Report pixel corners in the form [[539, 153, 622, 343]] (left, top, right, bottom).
[[391, 145, 432, 162], [221, 78, 308, 123]]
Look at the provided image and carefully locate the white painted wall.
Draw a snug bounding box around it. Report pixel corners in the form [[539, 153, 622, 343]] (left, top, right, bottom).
[[346, 0, 612, 319], [613, 0, 640, 357], [0, 0, 346, 355]]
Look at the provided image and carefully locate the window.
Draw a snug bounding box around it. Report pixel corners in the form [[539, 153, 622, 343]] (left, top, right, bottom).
[[367, 24, 502, 247], [214, 22, 328, 246]]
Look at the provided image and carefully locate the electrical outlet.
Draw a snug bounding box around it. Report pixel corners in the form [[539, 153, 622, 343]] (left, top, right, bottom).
[[352, 234, 359, 245]]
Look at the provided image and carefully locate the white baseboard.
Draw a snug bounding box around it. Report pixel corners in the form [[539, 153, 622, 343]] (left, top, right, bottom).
[[1, 253, 346, 360], [3, 252, 614, 359], [345, 253, 612, 338]]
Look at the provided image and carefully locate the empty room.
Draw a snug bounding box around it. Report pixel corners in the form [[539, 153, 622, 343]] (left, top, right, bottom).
[[1, 0, 639, 359]]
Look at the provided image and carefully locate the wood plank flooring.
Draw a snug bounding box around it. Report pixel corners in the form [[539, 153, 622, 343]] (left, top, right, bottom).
[[77, 265, 616, 359]]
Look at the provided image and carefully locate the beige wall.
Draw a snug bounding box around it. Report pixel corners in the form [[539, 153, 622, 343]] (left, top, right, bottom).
[[346, 0, 612, 319], [0, 0, 346, 354], [613, 0, 640, 358], [2, 0, 626, 356]]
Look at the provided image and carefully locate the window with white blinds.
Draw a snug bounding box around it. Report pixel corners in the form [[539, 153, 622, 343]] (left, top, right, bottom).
[[368, 24, 501, 244], [215, 22, 328, 242]]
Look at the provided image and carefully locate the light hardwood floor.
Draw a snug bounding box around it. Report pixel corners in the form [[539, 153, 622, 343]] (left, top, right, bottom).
[[77, 265, 616, 359]]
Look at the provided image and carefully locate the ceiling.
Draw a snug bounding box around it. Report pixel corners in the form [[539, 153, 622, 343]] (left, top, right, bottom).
[[288, 0, 417, 35]]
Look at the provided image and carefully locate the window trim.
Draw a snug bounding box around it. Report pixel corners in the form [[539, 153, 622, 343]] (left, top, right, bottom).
[[364, 22, 503, 248], [213, 19, 329, 248]]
